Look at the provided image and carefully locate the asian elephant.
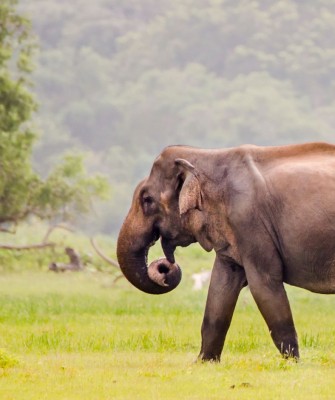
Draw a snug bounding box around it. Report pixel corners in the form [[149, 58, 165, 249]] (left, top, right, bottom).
[[117, 142, 335, 362]]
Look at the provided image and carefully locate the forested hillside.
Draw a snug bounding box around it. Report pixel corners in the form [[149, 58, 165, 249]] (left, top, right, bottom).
[[19, 0, 335, 233]]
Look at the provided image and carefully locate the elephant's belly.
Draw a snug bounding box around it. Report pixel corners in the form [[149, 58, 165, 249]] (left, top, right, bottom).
[[284, 258, 335, 294]]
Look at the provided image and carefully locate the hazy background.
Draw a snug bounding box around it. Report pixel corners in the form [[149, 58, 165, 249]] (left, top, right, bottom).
[[20, 0, 335, 235]]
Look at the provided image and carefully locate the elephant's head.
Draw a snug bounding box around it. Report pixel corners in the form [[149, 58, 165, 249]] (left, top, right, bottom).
[[117, 146, 213, 295]]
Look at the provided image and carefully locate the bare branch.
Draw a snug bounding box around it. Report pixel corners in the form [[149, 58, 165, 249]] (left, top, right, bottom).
[[0, 226, 16, 234], [111, 274, 124, 285], [0, 223, 74, 251], [90, 237, 120, 269], [0, 242, 55, 250], [42, 223, 75, 243]]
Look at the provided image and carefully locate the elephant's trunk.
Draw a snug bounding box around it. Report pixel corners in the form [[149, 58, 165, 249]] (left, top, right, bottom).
[[116, 218, 182, 295]]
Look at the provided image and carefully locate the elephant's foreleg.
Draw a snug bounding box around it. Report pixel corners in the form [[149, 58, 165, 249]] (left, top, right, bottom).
[[199, 255, 247, 362]]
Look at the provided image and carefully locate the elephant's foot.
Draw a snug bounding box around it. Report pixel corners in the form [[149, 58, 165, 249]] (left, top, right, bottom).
[[270, 322, 300, 360], [197, 353, 221, 363], [278, 341, 300, 360], [197, 350, 221, 363]]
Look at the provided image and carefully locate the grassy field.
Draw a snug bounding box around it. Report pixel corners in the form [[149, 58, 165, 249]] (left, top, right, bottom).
[[0, 233, 335, 399]]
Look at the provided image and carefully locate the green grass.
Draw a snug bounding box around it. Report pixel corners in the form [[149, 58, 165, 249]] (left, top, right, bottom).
[[0, 233, 335, 399]]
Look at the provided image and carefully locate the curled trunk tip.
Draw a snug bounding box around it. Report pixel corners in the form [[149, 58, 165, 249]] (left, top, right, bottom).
[[147, 258, 182, 288]]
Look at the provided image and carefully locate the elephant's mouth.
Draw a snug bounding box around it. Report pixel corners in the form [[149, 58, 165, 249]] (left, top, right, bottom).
[[161, 234, 196, 264], [147, 224, 178, 264], [144, 228, 177, 264], [161, 237, 176, 264]]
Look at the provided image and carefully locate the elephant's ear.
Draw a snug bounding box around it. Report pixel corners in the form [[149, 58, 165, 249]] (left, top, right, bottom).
[[175, 158, 203, 215]]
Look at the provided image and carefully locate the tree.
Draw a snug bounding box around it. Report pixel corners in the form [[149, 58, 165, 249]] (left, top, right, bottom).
[[0, 0, 109, 230]]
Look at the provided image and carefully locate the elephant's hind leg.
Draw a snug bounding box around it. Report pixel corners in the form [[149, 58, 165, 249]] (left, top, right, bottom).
[[246, 265, 299, 359]]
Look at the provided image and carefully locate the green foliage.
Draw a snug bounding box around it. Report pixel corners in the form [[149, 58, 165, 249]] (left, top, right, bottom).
[[0, 0, 38, 225], [34, 154, 110, 221], [0, 0, 35, 75], [23, 0, 335, 156], [0, 0, 110, 228]]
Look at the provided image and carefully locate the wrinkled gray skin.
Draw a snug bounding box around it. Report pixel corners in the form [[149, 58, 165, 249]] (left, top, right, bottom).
[[117, 142, 335, 361]]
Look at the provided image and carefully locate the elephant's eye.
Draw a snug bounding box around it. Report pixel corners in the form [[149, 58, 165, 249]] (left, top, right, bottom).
[[141, 195, 156, 215], [143, 195, 153, 205]]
